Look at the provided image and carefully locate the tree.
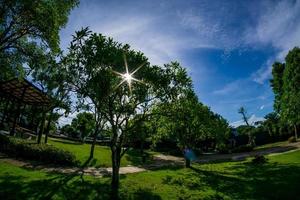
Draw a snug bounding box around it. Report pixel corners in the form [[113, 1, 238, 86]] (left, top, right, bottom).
[[281, 47, 300, 139], [238, 106, 255, 145], [270, 62, 285, 113], [210, 113, 231, 148], [64, 28, 191, 195], [263, 112, 280, 136], [151, 90, 229, 167], [270, 47, 300, 139], [238, 107, 249, 126], [30, 53, 72, 144], [60, 124, 76, 138], [71, 112, 95, 141], [0, 0, 79, 80]]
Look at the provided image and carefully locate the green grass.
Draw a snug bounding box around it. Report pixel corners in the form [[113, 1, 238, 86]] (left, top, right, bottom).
[[1, 148, 300, 199], [254, 140, 287, 151], [48, 137, 153, 167]]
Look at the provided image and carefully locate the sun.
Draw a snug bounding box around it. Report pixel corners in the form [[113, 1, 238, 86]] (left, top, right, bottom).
[[123, 73, 133, 83], [112, 53, 145, 94]]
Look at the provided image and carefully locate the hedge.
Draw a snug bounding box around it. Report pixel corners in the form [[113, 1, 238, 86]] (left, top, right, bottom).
[[0, 134, 78, 166], [231, 144, 254, 153]]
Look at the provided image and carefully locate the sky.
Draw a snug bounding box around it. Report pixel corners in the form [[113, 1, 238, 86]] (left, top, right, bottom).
[[59, 0, 300, 127]]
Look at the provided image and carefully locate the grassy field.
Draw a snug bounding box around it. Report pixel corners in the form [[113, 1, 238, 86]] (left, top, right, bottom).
[[48, 137, 153, 167], [254, 140, 288, 151], [1, 148, 300, 199]]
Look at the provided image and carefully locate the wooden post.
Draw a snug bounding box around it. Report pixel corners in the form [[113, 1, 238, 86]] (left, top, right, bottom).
[[0, 99, 10, 127], [10, 87, 27, 136]]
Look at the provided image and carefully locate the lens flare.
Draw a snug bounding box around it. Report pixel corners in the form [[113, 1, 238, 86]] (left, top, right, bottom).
[[112, 53, 146, 94]]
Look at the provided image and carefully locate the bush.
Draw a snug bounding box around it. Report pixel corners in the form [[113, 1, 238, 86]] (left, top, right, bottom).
[[251, 155, 268, 164], [0, 134, 78, 166], [288, 136, 296, 143], [231, 144, 253, 153], [216, 143, 229, 154]]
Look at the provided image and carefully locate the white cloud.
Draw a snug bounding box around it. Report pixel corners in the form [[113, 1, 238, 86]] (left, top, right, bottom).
[[212, 80, 242, 95], [260, 105, 265, 110], [251, 58, 274, 84], [247, 0, 300, 84]]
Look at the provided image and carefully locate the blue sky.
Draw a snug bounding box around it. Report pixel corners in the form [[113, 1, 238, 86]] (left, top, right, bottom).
[[59, 0, 300, 126]]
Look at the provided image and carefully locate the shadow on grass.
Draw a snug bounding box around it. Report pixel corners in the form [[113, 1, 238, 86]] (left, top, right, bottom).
[[161, 161, 300, 200], [253, 145, 296, 154], [124, 148, 154, 166], [50, 139, 83, 145], [0, 172, 111, 200], [0, 166, 162, 200]]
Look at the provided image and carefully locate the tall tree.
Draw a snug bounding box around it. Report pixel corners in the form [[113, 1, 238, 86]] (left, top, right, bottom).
[[71, 112, 95, 141], [238, 107, 249, 126], [64, 28, 191, 196], [238, 106, 255, 145], [32, 54, 72, 144], [263, 112, 280, 136], [270, 62, 285, 113], [281, 47, 300, 139]]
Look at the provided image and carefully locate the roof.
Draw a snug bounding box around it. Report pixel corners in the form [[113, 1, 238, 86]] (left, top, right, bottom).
[[0, 78, 51, 106]]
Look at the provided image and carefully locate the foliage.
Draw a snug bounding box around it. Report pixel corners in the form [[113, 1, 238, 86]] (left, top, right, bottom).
[[71, 112, 95, 141], [60, 124, 78, 138], [0, 134, 77, 166], [270, 47, 300, 138], [151, 90, 230, 166], [0, 0, 79, 80], [281, 48, 300, 137], [231, 144, 253, 153], [216, 143, 230, 154], [64, 27, 193, 190], [251, 155, 268, 165], [288, 136, 296, 143], [270, 62, 285, 113], [263, 112, 280, 136]]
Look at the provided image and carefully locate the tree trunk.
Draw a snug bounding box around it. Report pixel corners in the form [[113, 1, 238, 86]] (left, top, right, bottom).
[[140, 140, 146, 163], [1, 100, 10, 127], [267, 127, 272, 136], [89, 126, 99, 159], [37, 111, 46, 144], [185, 158, 191, 168], [44, 110, 54, 144], [294, 124, 298, 139], [111, 146, 121, 199]]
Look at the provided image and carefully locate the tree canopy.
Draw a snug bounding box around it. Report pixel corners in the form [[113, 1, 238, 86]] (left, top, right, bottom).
[[0, 0, 79, 80], [270, 47, 300, 138]]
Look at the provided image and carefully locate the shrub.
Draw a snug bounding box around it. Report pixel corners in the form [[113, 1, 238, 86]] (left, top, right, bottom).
[[288, 136, 296, 143], [216, 143, 229, 154], [231, 144, 253, 153], [251, 155, 268, 164], [0, 134, 78, 166]]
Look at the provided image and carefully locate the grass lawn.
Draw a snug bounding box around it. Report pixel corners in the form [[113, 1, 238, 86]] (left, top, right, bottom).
[[48, 137, 153, 167], [1, 149, 300, 199], [254, 140, 288, 151]]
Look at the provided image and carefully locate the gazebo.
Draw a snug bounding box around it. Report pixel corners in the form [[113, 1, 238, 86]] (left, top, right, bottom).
[[0, 78, 51, 143]]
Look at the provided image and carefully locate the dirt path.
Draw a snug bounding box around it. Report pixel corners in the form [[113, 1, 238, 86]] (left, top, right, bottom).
[[0, 154, 146, 177], [196, 141, 300, 163], [1, 141, 300, 177]]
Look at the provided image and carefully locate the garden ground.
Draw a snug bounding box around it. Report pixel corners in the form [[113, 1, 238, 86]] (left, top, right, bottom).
[[1, 138, 300, 199]]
